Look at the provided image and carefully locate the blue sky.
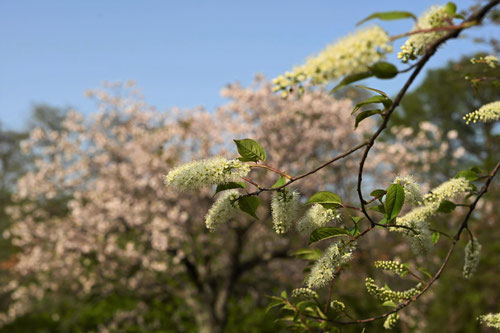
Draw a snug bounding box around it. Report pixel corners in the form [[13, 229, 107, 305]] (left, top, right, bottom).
[[1, 0, 498, 130]]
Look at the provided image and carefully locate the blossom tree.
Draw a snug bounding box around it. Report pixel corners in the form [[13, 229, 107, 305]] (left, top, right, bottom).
[[2, 78, 383, 332], [165, 1, 500, 331]]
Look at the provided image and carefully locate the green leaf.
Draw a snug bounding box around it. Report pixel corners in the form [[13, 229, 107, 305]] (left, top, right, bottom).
[[370, 189, 387, 198], [354, 85, 390, 99], [280, 290, 288, 299], [445, 2, 457, 15], [272, 175, 287, 188], [266, 300, 285, 313], [432, 231, 440, 244], [308, 227, 351, 245], [384, 184, 405, 221], [292, 248, 323, 260], [357, 11, 417, 25], [351, 216, 364, 224], [215, 182, 246, 194], [456, 169, 478, 181], [369, 204, 386, 214], [437, 200, 456, 213], [352, 95, 392, 114], [355, 109, 382, 129], [382, 300, 397, 308], [238, 196, 260, 219], [418, 267, 432, 279], [369, 61, 398, 79], [306, 191, 342, 206], [330, 71, 373, 93], [233, 138, 266, 162]]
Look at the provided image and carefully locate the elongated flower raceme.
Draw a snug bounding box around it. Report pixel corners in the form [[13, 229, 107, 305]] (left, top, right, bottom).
[[393, 177, 470, 254], [306, 242, 355, 289], [291, 288, 318, 300], [463, 239, 481, 278], [384, 313, 400, 330], [463, 101, 500, 125], [271, 189, 301, 234], [478, 313, 500, 330], [398, 5, 453, 62], [204, 190, 240, 230], [164, 157, 250, 191], [296, 204, 341, 235], [273, 25, 392, 91], [394, 175, 424, 206]]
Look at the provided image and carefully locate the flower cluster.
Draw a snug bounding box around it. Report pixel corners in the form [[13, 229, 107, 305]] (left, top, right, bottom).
[[463, 239, 481, 279], [204, 190, 240, 230], [384, 313, 400, 330], [374, 260, 408, 276], [393, 177, 470, 254], [478, 313, 500, 330], [273, 25, 392, 92], [271, 189, 301, 234], [164, 157, 250, 191], [330, 300, 345, 312], [394, 175, 424, 206], [398, 5, 453, 62], [365, 277, 422, 302], [471, 54, 499, 68], [463, 101, 500, 125], [296, 204, 341, 235], [291, 287, 318, 300], [306, 242, 356, 289]]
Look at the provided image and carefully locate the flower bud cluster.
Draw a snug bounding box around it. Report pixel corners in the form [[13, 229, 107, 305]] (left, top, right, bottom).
[[365, 277, 422, 302], [374, 260, 408, 276], [471, 55, 498, 68], [291, 287, 318, 300], [306, 242, 356, 290], [463, 101, 500, 125], [394, 175, 424, 206], [296, 204, 341, 235], [204, 190, 240, 230], [330, 300, 345, 312], [398, 5, 453, 62], [273, 26, 392, 91], [165, 157, 250, 191], [383, 313, 400, 330], [271, 189, 301, 234], [478, 313, 500, 330], [463, 239, 481, 279]]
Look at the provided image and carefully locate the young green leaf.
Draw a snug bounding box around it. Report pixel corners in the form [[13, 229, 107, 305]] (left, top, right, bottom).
[[370, 189, 387, 198], [215, 182, 246, 194], [309, 227, 351, 245], [233, 138, 267, 162], [384, 183, 405, 221], [352, 95, 392, 114], [306, 191, 342, 206], [354, 85, 390, 99], [292, 248, 323, 260], [432, 231, 440, 244], [272, 175, 287, 188], [369, 61, 399, 79], [357, 11, 417, 25], [355, 109, 382, 129], [437, 200, 456, 213], [445, 2, 457, 15], [382, 300, 398, 308], [237, 196, 260, 219], [456, 169, 479, 181], [330, 71, 373, 93]]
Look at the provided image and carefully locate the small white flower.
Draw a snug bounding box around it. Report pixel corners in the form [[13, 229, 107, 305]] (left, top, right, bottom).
[[306, 242, 355, 289], [164, 157, 250, 191], [463, 101, 500, 125], [204, 190, 240, 230], [296, 204, 341, 235], [398, 5, 453, 62], [271, 189, 301, 234], [463, 239, 481, 278], [478, 313, 500, 330]]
